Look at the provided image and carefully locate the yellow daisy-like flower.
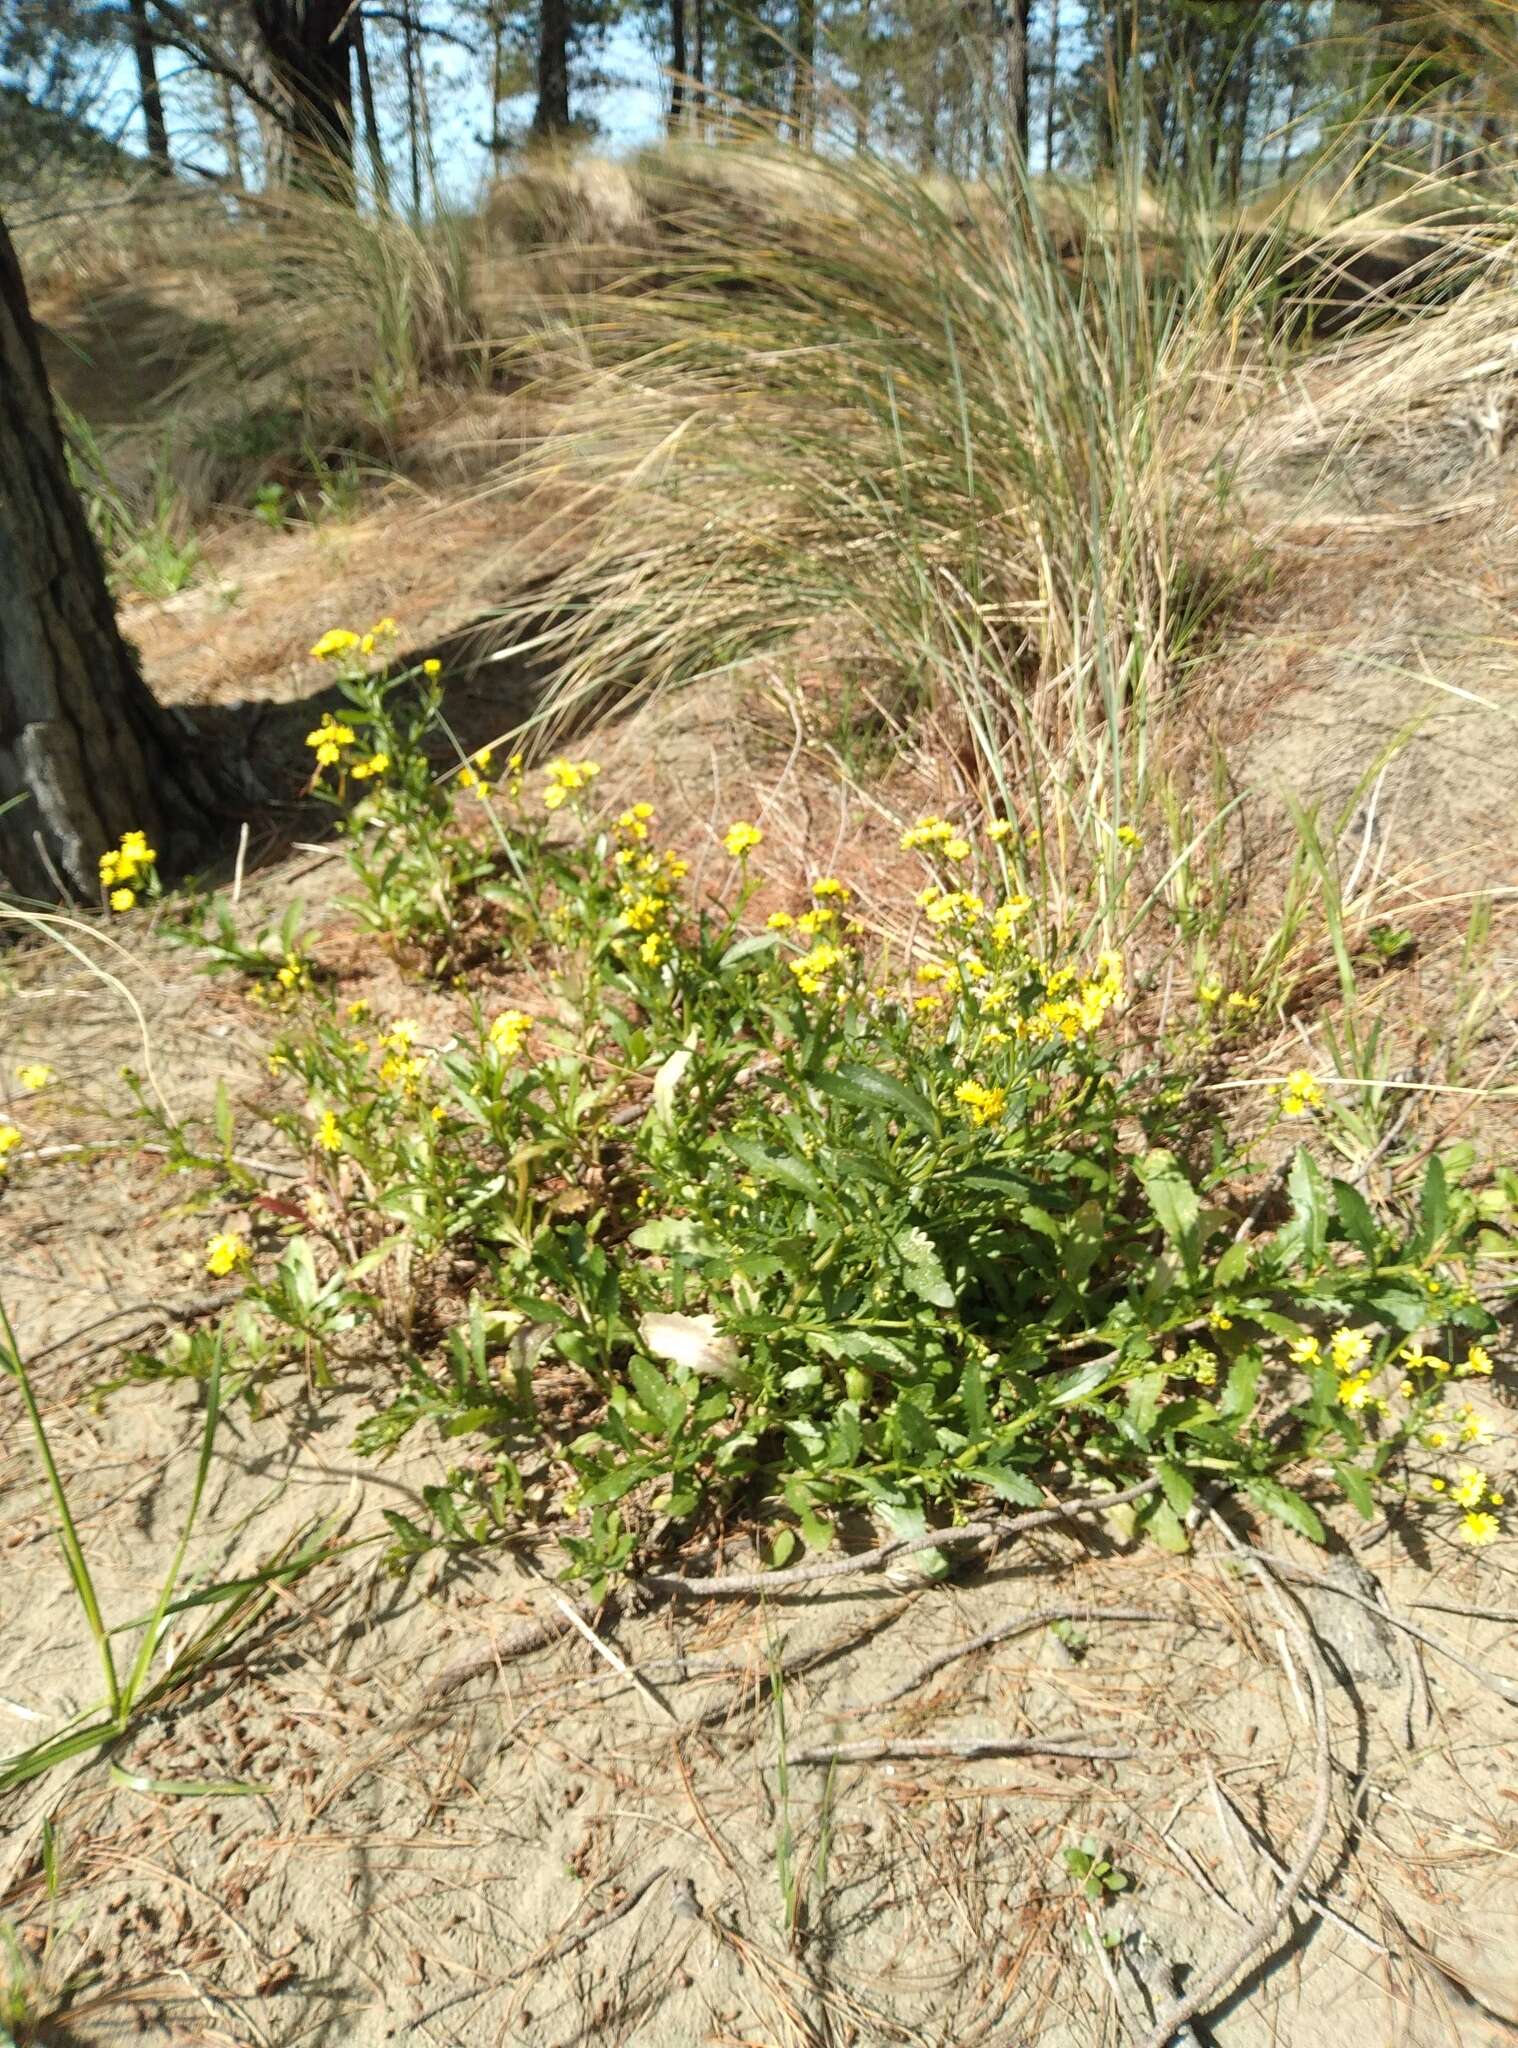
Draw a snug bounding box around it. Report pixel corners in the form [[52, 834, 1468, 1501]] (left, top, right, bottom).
[[987, 819, 1017, 843], [1197, 978, 1223, 1005], [942, 836, 971, 861], [1452, 1466, 1487, 1509], [1289, 1334, 1321, 1366], [0, 1124, 23, 1166], [1337, 1370, 1375, 1410], [310, 628, 361, 661], [205, 1231, 249, 1276], [16, 1064, 54, 1091], [109, 887, 136, 913], [1458, 1510, 1500, 1547], [487, 1010, 532, 1059], [1461, 1343, 1494, 1378], [1278, 1068, 1324, 1118], [811, 878, 850, 900], [315, 1110, 343, 1154], [955, 1079, 1007, 1128], [766, 911, 795, 931], [722, 820, 763, 859], [1329, 1328, 1371, 1372]]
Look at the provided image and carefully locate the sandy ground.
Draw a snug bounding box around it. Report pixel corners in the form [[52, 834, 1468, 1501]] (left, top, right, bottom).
[[2, 357, 1518, 2047]]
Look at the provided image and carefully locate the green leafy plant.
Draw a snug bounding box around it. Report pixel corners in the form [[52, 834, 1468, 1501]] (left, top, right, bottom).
[[1062, 1837, 1131, 1902]]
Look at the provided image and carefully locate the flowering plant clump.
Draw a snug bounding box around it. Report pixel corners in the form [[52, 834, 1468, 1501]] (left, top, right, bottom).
[[98, 829, 158, 913], [143, 629, 1513, 1588]]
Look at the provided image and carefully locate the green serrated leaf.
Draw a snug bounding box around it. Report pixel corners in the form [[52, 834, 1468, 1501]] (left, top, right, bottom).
[[813, 1061, 939, 1136], [895, 1226, 955, 1308]]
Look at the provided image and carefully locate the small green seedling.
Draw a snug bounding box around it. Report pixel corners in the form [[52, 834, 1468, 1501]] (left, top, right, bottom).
[[1062, 1838, 1130, 1901]]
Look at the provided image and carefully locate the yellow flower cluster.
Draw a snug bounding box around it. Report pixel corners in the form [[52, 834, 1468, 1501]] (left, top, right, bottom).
[[310, 628, 362, 661], [611, 812, 688, 964], [1023, 951, 1123, 1045], [955, 1079, 1007, 1127], [900, 816, 970, 860], [305, 713, 358, 771], [458, 746, 503, 800], [99, 829, 156, 913], [205, 1231, 248, 1276], [543, 758, 600, 811], [0, 1123, 22, 1169], [487, 1009, 532, 1060], [1278, 1069, 1324, 1118], [722, 820, 763, 858], [377, 1019, 426, 1092], [789, 941, 843, 997], [618, 802, 655, 842], [315, 1109, 343, 1154]]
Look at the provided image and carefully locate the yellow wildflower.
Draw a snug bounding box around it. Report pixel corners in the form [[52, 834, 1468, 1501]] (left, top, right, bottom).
[[316, 1110, 343, 1154], [1458, 1510, 1501, 1548], [1337, 1371, 1375, 1410], [1208, 1309, 1233, 1332], [789, 942, 842, 996], [543, 758, 600, 810], [766, 911, 795, 931], [109, 888, 136, 913], [639, 932, 666, 967], [1452, 1466, 1487, 1509], [1278, 1068, 1324, 1117], [1226, 991, 1260, 1013], [617, 803, 655, 841], [205, 1231, 249, 1276], [811, 878, 851, 900], [0, 1124, 22, 1166], [488, 1010, 532, 1059], [955, 1080, 1007, 1128], [1329, 1328, 1371, 1372], [1289, 1335, 1321, 1366], [423, 658, 442, 676], [1461, 1344, 1494, 1378], [624, 894, 664, 933], [16, 1064, 53, 1091], [987, 819, 1017, 844], [350, 752, 390, 780], [1116, 824, 1143, 851], [943, 837, 971, 861], [722, 820, 763, 858], [796, 907, 835, 935], [309, 628, 361, 661], [1198, 979, 1223, 1005]]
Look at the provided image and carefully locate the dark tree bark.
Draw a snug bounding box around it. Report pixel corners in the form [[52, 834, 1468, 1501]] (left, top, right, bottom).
[[0, 210, 216, 903], [790, 0, 816, 146], [127, 0, 172, 172], [532, 0, 572, 136], [1044, 0, 1059, 171], [1004, 0, 1032, 162], [246, 0, 356, 193], [668, 0, 688, 130], [354, 13, 391, 208]]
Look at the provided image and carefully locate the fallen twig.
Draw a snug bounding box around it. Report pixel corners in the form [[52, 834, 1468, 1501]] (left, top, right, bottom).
[[789, 1733, 1134, 1767], [423, 1604, 607, 1702], [844, 1605, 1182, 1714], [637, 1478, 1160, 1598], [1226, 1544, 1518, 1709], [1208, 1774, 1389, 1955]]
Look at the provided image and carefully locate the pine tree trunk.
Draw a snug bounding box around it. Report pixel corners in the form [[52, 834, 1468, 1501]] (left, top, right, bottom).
[[0, 210, 217, 902], [248, 0, 357, 195], [1044, 0, 1059, 172], [669, 0, 688, 131], [1004, 0, 1031, 163], [127, 0, 172, 173], [790, 0, 816, 146], [532, 0, 572, 136], [355, 15, 390, 209]]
